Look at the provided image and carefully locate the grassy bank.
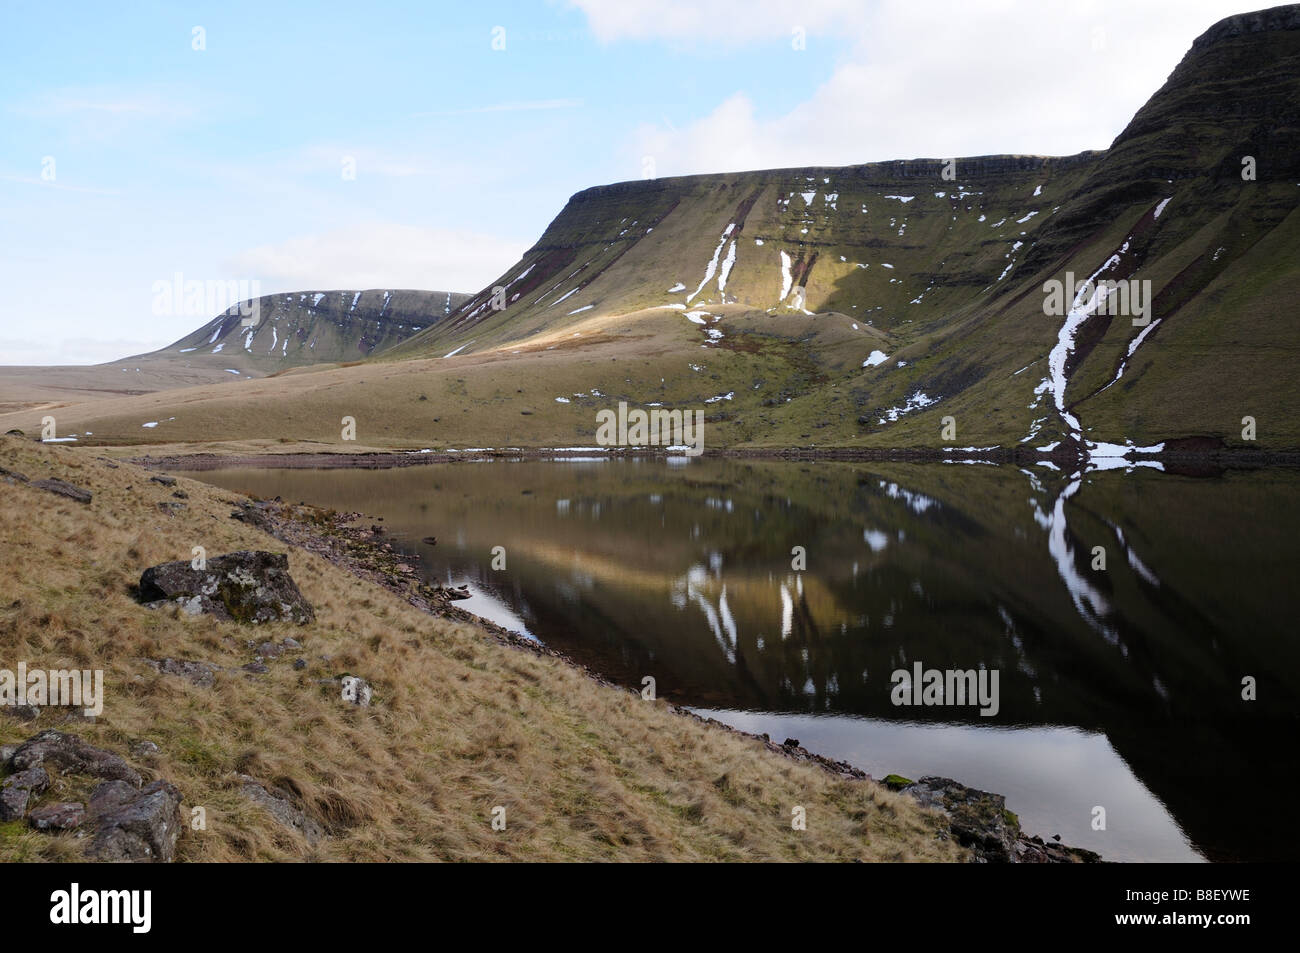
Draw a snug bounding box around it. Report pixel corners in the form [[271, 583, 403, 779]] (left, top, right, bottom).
[[0, 436, 962, 861]]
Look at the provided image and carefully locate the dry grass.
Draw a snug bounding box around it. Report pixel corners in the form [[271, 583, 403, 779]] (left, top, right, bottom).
[[0, 436, 963, 862]]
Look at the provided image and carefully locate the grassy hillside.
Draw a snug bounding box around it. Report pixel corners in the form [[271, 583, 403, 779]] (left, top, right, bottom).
[[0, 436, 961, 861]]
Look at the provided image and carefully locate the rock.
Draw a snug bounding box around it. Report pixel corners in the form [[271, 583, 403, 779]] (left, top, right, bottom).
[[29, 801, 85, 831], [3, 704, 41, 722], [149, 475, 177, 487], [142, 658, 216, 688], [138, 550, 315, 625], [242, 662, 269, 674], [11, 730, 142, 785], [156, 501, 187, 516], [255, 641, 283, 659], [88, 779, 140, 817], [292, 659, 307, 671], [421, 536, 437, 545], [0, 743, 17, 766], [899, 776, 1020, 863], [282, 638, 301, 650], [85, 779, 183, 862], [340, 676, 372, 707], [237, 774, 324, 845], [0, 765, 50, 821], [30, 478, 92, 504], [782, 738, 800, 748], [128, 739, 160, 758], [0, 466, 29, 483], [172, 490, 188, 499], [229, 501, 276, 532]]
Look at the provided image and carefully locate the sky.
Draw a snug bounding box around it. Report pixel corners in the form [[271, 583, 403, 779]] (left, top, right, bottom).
[[0, 0, 1254, 364]]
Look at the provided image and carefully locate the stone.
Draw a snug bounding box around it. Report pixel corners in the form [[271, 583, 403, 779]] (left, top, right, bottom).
[[138, 550, 315, 625], [29, 801, 85, 831], [88, 780, 140, 818], [255, 641, 283, 658], [3, 704, 40, 722], [242, 663, 269, 674], [340, 676, 372, 707], [85, 780, 183, 862], [30, 478, 92, 504], [282, 638, 301, 650], [142, 658, 216, 688], [237, 774, 325, 845], [149, 475, 177, 487], [292, 659, 307, 671], [11, 730, 141, 785], [0, 743, 18, 767], [128, 739, 160, 758], [0, 765, 50, 821], [899, 776, 1020, 863]]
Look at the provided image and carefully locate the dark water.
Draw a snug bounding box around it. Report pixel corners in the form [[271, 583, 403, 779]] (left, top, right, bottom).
[[180, 457, 1300, 862]]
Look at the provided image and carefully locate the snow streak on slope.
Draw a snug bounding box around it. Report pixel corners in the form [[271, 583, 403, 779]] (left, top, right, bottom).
[[688, 224, 735, 304]]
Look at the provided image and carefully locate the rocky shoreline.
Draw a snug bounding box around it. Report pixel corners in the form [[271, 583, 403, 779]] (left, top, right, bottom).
[[223, 495, 1101, 863]]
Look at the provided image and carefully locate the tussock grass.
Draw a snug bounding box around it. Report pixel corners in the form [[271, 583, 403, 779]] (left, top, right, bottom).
[[0, 436, 962, 862]]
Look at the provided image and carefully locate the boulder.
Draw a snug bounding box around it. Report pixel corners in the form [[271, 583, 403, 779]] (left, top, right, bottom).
[[31, 478, 92, 504], [88, 779, 141, 817], [11, 730, 141, 785], [138, 550, 315, 625], [86, 780, 183, 862], [237, 774, 324, 845], [29, 801, 85, 831], [0, 765, 50, 821], [149, 475, 177, 487], [142, 657, 216, 688], [899, 776, 1019, 863], [340, 676, 372, 707]]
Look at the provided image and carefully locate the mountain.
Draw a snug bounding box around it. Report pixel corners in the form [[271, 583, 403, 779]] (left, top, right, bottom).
[[0, 289, 470, 417], [2, 6, 1297, 451], [155, 288, 472, 374]]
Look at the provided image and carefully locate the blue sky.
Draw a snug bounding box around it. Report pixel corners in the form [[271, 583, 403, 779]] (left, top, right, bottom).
[[0, 0, 1249, 363]]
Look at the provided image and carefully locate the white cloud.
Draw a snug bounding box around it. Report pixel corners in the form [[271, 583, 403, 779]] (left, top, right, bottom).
[[226, 223, 528, 295], [618, 0, 1252, 175]]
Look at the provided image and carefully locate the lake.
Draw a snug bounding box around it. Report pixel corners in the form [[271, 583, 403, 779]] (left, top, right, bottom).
[[179, 456, 1300, 862]]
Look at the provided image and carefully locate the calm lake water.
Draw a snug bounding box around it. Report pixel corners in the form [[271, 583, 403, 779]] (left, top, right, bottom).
[[181, 457, 1300, 862]]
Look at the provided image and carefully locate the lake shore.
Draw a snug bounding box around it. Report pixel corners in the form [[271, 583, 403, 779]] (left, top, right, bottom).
[[116, 440, 1300, 473], [1, 435, 1100, 862]]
